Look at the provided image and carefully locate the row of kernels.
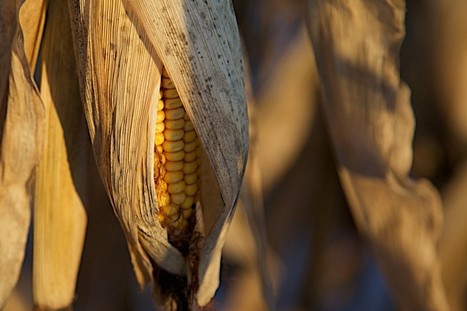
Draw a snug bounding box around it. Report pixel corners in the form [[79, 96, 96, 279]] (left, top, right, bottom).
[[162, 75, 191, 231], [155, 69, 201, 234]]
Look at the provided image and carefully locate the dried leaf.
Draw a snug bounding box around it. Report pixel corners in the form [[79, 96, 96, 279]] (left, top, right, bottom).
[[0, 0, 45, 307], [18, 0, 47, 71], [32, 0, 87, 309], [305, 0, 448, 309]]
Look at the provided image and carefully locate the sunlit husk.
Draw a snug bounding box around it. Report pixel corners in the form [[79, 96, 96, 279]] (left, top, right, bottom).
[[33, 0, 87, 309], [0, 0, 46, 308]]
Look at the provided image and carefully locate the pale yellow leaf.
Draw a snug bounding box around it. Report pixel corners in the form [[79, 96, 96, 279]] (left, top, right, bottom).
[[32, 0, 87, 309], [0, 0, 45, 307]]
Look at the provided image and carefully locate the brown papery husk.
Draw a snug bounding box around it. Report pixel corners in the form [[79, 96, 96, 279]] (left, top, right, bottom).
[[0, 0, 46, 307]]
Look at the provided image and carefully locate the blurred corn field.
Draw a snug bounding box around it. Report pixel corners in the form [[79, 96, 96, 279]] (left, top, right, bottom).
[[1, 0, 467, 310]]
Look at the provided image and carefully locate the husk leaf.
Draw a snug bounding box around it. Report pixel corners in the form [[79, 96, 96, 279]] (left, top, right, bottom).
[[122, 1, 247, 304], [0, 0, 45, 307], [32, 0, 87, 308]]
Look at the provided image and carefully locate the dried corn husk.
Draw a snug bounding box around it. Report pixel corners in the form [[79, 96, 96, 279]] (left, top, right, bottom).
[[305, 0, 448, 310], [32, 0, 88, 309], [0, 0, 46, 307], [68, 0, 247, 307]]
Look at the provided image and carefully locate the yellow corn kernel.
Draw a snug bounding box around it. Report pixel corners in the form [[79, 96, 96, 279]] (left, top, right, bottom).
[[165, 119, 184, 130], [165, 107, 185, 120], [159, 153, 166, 165], [157, 180, 168, 192], [165, 161, 184, 172], [184, 151, 197, 163], [164, 171, 184, 184], [184, 120, 194, 131], [184, 113, 190, 121], [156, 122, 165, 134], [164, 129, 184, 141], [180, 208, 193, 219], [168, 181, 186, 194], [165, 150, 185, 162], [182, 208, 193, 219], [171, 192, 186, 205], [157, 110, 165, 123], [185, 184, 198, 196], [184, 173, 197, 185], [164, 88, 179, 99], [157, 99, 164, 111], [181, 196, 194, 209], [165, 98, 183, 109], [161, 203, 179, 217], [184, 130, 197, 143], [183, 161, 197, 174], [184, 141, 197, 152], [158, 192, 170, 207], [162, 77, 175, 89], [155, 133, 165, 146], [163, 140, 184, 152]]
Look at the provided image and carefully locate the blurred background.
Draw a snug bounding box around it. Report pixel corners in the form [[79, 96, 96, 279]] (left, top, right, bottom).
[[4, 0, 467, 310]]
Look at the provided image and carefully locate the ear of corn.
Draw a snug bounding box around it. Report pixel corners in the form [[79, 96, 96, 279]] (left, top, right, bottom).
[[155, 68, 201, 252], [70, 0, 248, 306]]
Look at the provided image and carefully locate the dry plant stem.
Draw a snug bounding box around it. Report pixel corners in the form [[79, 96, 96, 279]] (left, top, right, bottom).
[[0, 0, 45, 307], [33, 0, 87, 309], [305, 0, 448, 310]]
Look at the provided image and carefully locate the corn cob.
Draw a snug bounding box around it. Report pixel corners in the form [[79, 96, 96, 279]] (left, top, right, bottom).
[[155, 68, 202, 250]]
